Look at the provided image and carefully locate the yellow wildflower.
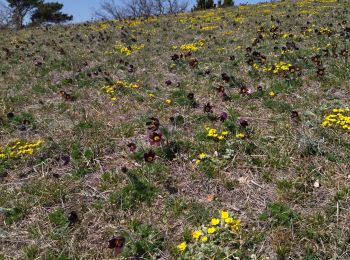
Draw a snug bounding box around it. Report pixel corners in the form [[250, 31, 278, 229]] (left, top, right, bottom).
[[198, 153, 207, 159], [177, 242, 187, 251], [225, 217, 234, 224], [207, 128, 218, 137], [232, 219, 241, 232], [221, 211, 229, 219], [201, 236, 208, 243], [207, 227, 216, 234], [192, 230, 202, 239], [236, 133, 245, 139], [210, 218, 220, 226]]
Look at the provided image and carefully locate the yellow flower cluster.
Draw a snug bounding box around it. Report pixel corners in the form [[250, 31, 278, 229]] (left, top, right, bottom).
[[233, 16, 245, 23], [216, 47, 226, 52], [235, 133, 246, 139], [124, 20, 143, 28], [101, 80, 140, 101], [177, 210, 241, 253], [319, 27, 332, 34], [201, 26, 218, 31], [92, 21, 111, 31], [115, 19, 145, 30], [195, 153, 208, 164], [300, 10, 318, 16], [179, 11, 222, 24], [321, 108, 350, 131], [296, 0, 335, 7], [281, 49, 294, 55], [206, 127, 229, 141], [173, 40, 205, 52], [108, 42, 145, 55], [0, 140, 44, 160], [269, 62, 294, 73], [254, 61, 296, 74]]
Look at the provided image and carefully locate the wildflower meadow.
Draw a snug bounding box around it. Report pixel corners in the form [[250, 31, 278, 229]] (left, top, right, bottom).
[[0, 0, 349, 259]]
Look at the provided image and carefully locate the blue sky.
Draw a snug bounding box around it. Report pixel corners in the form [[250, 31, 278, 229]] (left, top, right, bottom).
[[63, 0, 264, 22], [1, 0, 264, 23]]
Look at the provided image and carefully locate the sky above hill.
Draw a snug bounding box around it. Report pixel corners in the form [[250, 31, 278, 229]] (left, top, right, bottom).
[[1, 0, 265, 23], [66, 0, 265, 22]]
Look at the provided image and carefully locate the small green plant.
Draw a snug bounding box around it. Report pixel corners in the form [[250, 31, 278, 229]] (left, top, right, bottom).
[[266, 202, 299, 227], [5, 207, 26, 225], [121, 220, 164, 258], [276, 245, 290, 260], [263, 99, 292, 113], [334, 187, 350, 201], [24, 245, 40, 260], [13, 112, 35, 125], [303, 247, 318, 260], [185, 202, 214, 225], [48, 208, 68, 227], [109, 171, 158, 209]]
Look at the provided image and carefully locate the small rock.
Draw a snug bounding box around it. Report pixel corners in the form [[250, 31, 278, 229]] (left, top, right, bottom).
[[313, 180, 320, 188]]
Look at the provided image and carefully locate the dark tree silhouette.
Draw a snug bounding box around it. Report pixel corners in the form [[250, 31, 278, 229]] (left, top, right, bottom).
[[6, 0, 43, 28], [223, 0, 234, 7], [31, 2, 72, 25], [194, 0, 215, 10]]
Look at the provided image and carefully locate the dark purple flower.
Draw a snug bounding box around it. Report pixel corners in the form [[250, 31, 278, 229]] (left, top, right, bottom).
[[68, 211, 79, 226], [171, 54, 180, 61], [187, 93, 194, 100], [219, 112, 228, 122], [237, 117, 249, 128], [240, 86, 252, 96], [127, 142, 137, 152], [146, 117, 160, 131], [291, 111, 300, 123], [149, 132, 162, 146], [7, 112, 15, 119], [165, 80, 172, 86], [317, 67, 325, 77], [204, 103, 213, 113], [340, 49, 348, 57], [61, 155, 71, 165], [108, 236, 125, 256], [216, 86, 225, 94], [189, 58, 198, 68], [246, 59, 254, 65], [128, 65, 134, 73], [144, 150, 156, 163], [221, 73, 230, 82]]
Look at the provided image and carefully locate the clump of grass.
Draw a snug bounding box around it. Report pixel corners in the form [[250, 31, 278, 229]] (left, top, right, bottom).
[[261, 202, 299, 227], [109, 170, 159, 209]]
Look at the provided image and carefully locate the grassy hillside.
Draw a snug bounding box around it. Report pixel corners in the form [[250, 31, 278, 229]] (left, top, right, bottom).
[[0, 0, 349, 259]]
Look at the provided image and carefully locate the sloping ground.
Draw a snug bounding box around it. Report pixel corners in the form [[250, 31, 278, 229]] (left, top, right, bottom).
[[0, 0, 349, 259]]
